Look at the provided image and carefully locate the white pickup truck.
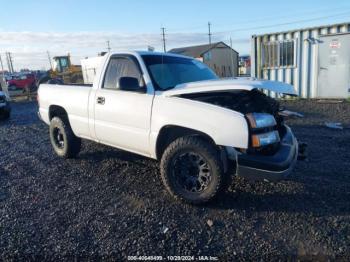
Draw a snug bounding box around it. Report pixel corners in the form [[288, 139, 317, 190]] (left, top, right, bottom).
[[38, 51, 301, 204]]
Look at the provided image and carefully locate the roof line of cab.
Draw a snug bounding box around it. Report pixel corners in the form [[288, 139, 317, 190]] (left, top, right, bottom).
[[107, 50, 193, 60]]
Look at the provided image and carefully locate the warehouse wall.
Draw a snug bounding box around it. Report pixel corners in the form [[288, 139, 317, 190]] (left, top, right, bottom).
[[203, 46, 239, 77], [251, 23, 350, 98]]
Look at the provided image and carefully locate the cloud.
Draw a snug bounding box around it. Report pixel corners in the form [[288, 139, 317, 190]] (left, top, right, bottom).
[[0, 31, 250, 70]]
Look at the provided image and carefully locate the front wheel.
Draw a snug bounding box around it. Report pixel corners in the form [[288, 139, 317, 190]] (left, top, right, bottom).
[[1, 110, 10, 120], [49, 116, 81, 158], [160, 136, 224, 204]]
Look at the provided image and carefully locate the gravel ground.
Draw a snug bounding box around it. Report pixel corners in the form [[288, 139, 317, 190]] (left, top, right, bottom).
[[0, 100, 349, 260]]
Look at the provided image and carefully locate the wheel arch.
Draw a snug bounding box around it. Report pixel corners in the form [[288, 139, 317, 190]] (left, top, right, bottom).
[[48, 105, 70, 124], [155, 125, 217, 160]]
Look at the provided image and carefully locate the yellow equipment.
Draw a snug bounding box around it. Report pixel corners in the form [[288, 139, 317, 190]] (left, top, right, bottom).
[[51, 54, 83, 84], [38, 54, 83, 85]]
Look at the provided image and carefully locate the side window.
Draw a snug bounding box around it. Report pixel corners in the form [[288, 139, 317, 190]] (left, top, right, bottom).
[[103, 56, 142, 90]]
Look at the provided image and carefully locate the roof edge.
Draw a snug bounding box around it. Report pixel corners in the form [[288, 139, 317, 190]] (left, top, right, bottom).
[[252, 21, 350, 38]]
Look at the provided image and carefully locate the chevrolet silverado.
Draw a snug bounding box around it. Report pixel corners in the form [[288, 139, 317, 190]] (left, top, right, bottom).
[[38, 51, 300, 204]]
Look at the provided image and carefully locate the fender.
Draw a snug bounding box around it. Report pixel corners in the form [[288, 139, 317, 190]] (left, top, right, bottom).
[[149, 95, 249, 158]]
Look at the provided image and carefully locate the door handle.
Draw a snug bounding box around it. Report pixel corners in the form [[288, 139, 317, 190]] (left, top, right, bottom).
[[97, 96, 105, 105], [320, 67, 328, 70]]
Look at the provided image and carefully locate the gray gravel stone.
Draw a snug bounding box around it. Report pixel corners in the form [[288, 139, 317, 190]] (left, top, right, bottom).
[[0, 100, 349, 260]]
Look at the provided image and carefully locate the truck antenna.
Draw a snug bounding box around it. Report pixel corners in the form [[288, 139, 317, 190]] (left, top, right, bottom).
[[161, 27, 167, 53], [107, 40, 111, 52]]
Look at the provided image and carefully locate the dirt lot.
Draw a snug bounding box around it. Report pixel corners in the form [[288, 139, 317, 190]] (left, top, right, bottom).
[[0, 100, 349, 260]]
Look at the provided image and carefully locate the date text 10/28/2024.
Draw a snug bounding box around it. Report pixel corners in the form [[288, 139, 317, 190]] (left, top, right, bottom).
[[128, 256, 219, 261]]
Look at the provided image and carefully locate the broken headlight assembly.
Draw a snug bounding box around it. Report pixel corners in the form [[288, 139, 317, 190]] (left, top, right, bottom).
[[246, 113, 280, 148], [251, 131, 280, 147], [246, 113, 277, 129]]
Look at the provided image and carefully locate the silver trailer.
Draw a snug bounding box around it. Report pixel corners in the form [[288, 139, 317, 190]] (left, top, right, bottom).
[[251, 22, 350, 98]]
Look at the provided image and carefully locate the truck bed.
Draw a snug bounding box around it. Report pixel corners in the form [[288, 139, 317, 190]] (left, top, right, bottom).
[[38, 83, 92, 138]]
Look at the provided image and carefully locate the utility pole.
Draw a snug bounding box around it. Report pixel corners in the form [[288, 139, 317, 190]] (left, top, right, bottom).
[[161, 27, 166, 53], [208, 22, 212, 45], [0, 54, 4, 73], [106, 40, 111, 52], [47, 51, 53, 70], [5, 53, 10, 72], [6, 52, 14, 73], [9, 52, 14, 73]]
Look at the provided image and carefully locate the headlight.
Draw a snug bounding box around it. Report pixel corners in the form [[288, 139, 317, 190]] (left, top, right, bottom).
[[252, 131, 280, 147], [246, 113, 276, 129]]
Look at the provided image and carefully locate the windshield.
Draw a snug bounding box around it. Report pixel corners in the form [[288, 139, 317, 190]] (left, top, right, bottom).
[[142, 55, 218, 90]]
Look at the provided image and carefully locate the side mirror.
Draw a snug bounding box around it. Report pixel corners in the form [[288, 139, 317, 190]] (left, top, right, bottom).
[[118, 77, 146, 93]]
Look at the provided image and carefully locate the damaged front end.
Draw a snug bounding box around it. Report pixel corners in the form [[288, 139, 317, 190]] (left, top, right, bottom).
[[180, 89, 302, 181], [180, 89, 285, 152]]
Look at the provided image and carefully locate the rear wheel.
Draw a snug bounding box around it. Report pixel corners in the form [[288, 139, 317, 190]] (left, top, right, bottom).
[[49, 116, 81, 158], [4, 111, 10, 119], [160, 136, 224, 204]]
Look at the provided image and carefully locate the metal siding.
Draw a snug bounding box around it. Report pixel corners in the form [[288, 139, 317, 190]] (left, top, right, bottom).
[[299, 31, 304, 96], [301, 30, 309, 98], [330, 26, 337, 34], [320, 27, 328, 35], [340, 24, 347, 33], [310, 29, 319, 98], [251, 22, 350, 98], [293, 31, 301, 95], [277, 34, 284, 84], [270, 35, 277, 98], [251, 37, 256, 77], [256, 36, 262, 78], [262, 35, 269, 96], [285, 33, 292, 85], [205, 47, 239, 77]]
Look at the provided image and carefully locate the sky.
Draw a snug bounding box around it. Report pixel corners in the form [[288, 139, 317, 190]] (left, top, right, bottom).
[[0, 0, 350, 70]]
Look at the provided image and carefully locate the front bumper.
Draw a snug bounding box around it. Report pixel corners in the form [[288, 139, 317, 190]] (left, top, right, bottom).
[[236, 126, 298, 181]]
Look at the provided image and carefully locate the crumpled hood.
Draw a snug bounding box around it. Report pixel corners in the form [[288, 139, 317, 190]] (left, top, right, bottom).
[[161, 78, 297, 97]]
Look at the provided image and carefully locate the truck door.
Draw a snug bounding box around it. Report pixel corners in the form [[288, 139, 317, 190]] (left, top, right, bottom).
[[93, 55, 153, 156]]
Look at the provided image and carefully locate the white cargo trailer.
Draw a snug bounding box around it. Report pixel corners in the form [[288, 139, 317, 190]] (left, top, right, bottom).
[[81, 56, 104, 84], [251, 22, 350, 98]]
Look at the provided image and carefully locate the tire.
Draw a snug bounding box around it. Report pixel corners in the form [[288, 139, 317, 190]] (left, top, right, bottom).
[[0, 111, 10, 120], [160, 136, 224, 204], [3, 111, 10, 120], [49, 116, 81, 158]]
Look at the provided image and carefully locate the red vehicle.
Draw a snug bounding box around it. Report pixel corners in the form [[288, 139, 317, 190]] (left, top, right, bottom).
[[7, 74, 36, 91]]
